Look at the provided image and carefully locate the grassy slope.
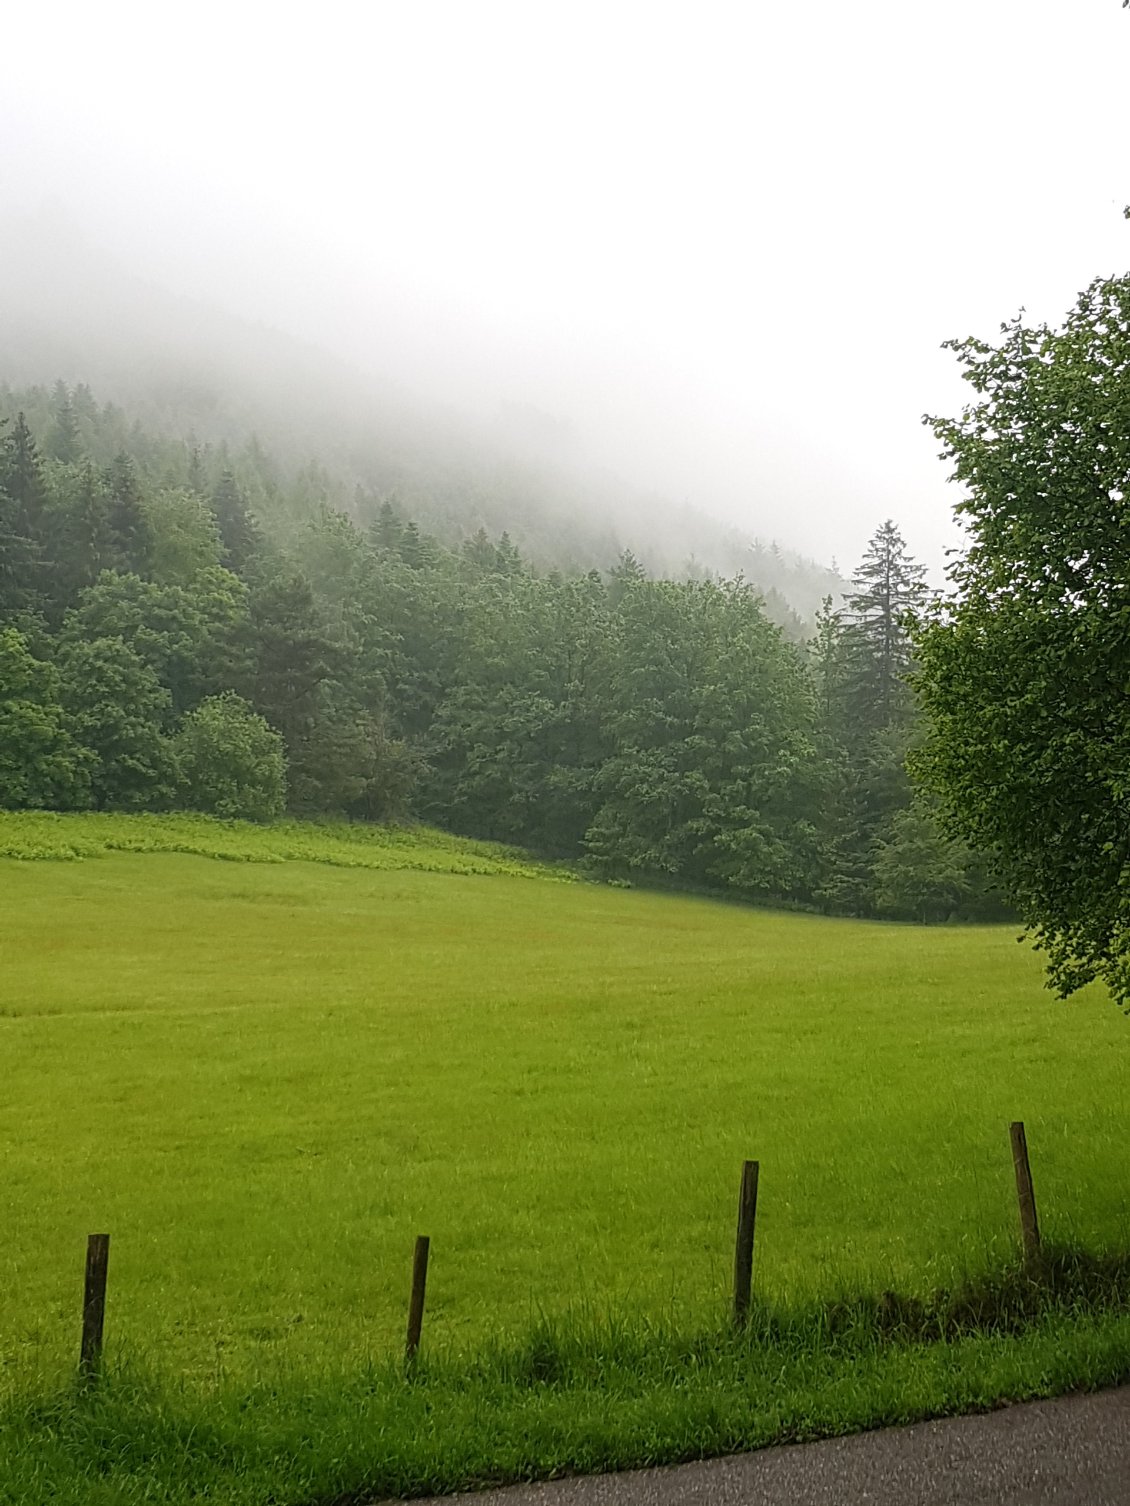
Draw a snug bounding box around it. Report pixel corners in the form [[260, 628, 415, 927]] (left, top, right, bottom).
[[0, 809, 567, 877], [1, 812, 1129, 1503]]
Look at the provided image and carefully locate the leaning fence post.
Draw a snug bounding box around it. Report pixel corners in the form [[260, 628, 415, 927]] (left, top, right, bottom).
[[80, 1233, 110, 1378], [732, 1159, 759, 1327], [405, 1234, 430, 1367], [1009, 1121, 1041, 1267]]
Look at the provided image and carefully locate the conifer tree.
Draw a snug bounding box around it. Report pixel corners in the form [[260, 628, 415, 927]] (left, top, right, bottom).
[[460, 527, 497, 574], [608, 548, 645, 606], [814, 522, 926, 914], [47, 381, 82, 464], [0, 413, 48, 545], [0, 413, 47, 613], [210, 470, 262, 576], [71, 384, 98, 426], [245, 572, 339, 756], [105, 453, 153, 575], [41, 459, 113, 615], [397, 520, 438, 571], [494, 531, 522, 576], [840, 520, 927, 736], [186, 443, 208, 495], [370, 500, 403, 555]]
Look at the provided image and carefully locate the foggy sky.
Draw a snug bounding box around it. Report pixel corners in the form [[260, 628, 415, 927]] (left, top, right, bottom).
[[2, 0, 1128, 575]]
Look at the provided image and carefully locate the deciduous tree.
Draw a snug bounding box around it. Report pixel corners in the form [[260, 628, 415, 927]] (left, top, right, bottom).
[[172, 692, 286, 821], [915, 276, 1130, 1005], [57, 636, 174, 809], [0, 628, 86, 808]]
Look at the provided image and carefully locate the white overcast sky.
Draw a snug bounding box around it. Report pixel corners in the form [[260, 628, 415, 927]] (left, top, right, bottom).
[[2, 0, 1128, 573]]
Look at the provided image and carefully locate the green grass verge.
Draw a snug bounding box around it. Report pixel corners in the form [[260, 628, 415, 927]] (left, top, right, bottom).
[[2, 812, 1129, 1502], [3, 1255, 1130, 1505]]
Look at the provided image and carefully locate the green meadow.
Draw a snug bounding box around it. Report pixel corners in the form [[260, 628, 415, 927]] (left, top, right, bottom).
[[1, 812, 1129, 1504]]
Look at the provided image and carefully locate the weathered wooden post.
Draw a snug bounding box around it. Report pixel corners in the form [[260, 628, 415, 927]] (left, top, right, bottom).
[[405, 1234, 430, 1366], [80, 1233, 110, 1378], [732, 1159, 759, 1327], [1009, 1122, 1041, 1267]]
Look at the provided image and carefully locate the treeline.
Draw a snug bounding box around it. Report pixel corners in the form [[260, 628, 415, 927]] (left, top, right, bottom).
[[0, 376, 840, 635], [0, 383, 1003, 920]]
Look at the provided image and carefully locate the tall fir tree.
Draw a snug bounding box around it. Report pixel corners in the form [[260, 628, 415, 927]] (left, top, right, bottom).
[[0, 413, 48, 545], [47, 381, 83, 464], [186, 443, 208, 495], [814, 522, 926, 915], [607, 548, 646, 607], [370, 499, 403, 556], [0, 413, 48, 615], [210, 470, 262, 576], [105, 453, 153, 575], [840, 520, 927, 736]]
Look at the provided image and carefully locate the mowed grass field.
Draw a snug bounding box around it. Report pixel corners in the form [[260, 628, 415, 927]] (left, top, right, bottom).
[[2, 812, 1130, 1503]]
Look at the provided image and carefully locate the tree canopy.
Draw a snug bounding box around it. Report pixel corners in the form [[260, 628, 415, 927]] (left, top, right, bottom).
[[914, 276, 1130, 1007]]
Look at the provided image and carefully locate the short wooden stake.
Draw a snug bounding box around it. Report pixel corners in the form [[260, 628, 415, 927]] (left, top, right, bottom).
[[80, 1233, 110, 1378], [732, 1159, 759, 1327], [405, 1234, 430, 1366], [1009, 1121, 1041, 1266]]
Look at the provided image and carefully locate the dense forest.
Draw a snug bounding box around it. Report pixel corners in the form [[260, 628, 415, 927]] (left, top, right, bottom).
[[0, 381, 1003, 920]]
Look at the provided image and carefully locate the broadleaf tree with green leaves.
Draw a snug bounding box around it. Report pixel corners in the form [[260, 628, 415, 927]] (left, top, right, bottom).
[[914, 275, 1130, 1007]]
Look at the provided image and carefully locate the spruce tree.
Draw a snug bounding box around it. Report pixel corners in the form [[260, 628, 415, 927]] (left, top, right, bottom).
[[186, 443, 208, 496], [840, 520, 927, 736], [370, 500, 403, 555], [0, 413, 48, 546], [41, 459, 113, 616], [105, 453, 153, 575], [72, 384, 98, 426], [397, 520, 438, 571], [0, 414, 47, 614], [460, 527, 497, 574], [210, 470, 262, 576], [47, 381, 83, 464], [608, 548, 645, 606], [814, 522, 926, 915], [494, 531, 522, 576]]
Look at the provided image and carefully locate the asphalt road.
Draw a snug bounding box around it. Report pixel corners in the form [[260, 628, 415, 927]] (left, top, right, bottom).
[[397, 1388, 1130, 1505]]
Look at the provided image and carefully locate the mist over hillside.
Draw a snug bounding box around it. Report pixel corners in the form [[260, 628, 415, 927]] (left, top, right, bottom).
[[0, 215, 844, 623]]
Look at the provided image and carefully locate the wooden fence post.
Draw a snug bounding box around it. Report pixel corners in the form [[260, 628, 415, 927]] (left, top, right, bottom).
[[405, 1234, 430, 1366], [732, 1160, 759, 1327], [80, 1233, 110, 1378], [1009, 1121, 1041, 1266]]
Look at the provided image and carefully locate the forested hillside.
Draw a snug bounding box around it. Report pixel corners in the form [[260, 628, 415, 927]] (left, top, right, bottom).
[[0, 385, 1000, 920], [0, 218, 843, 621]]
